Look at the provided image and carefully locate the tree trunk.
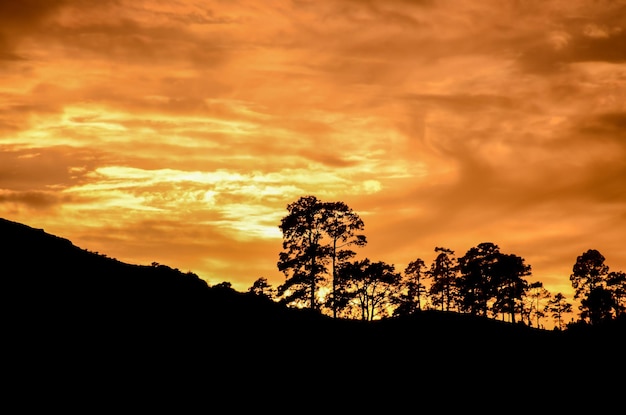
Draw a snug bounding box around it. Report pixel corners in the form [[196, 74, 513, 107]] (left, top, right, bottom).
[[332, 238, 336, 318], [309, 231, 316, 310], [310, 252, 316, 310]]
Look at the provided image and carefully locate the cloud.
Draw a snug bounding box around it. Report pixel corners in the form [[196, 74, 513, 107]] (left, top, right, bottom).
[[0, 189, 66, 210], [0, 1, 113, 60], [514, 1, 626, 73], [576, 111, 626, 138], [0, 145, 105, 191], [1, 0, 625, 319]]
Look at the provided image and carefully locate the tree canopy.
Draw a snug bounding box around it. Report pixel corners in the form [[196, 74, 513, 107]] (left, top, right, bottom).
[[276, 195, 366, 312], [270, 195, 623, 329]]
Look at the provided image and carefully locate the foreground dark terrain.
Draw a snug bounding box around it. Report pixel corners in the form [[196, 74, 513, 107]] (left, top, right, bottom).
[[2, 217, 623, 408]]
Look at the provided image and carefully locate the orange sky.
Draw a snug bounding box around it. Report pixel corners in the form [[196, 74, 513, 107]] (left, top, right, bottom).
[[1, 0, 625, 323]]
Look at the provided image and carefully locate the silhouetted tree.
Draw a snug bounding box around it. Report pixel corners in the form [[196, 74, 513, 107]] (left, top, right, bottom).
[[427, 247, 458, 312], [322, 201, 367, 318], [527, 281, 550, 328], [393, 258, 426, 316], [456, 242, 501, 316], [570, 249, 612, 324], [570, 249, 609, 296], [212, 281, 234, 291], [456, 243, 532, 321], [544, 292, 572, 331], [491, 253, 531, 323], [607, 271, 626, 317], [276, 196, 366, 313], [580, 287, 616, 324], [277, 195, 332, 310], [337, 259, 401, 321], [248, 277, 275, 299]]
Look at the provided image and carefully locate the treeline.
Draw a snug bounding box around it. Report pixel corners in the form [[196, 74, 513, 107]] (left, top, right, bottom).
[[244, 195, 626, 331]]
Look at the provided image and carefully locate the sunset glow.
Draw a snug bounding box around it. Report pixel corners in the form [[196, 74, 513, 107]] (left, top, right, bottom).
[[2, 1, 625, 324]]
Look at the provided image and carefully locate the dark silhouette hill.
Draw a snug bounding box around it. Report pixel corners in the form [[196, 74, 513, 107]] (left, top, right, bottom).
[[2, 217, 622, 409]]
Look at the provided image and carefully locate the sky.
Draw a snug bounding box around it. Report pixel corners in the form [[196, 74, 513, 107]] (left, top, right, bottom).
[[1, 0, 625, 322]]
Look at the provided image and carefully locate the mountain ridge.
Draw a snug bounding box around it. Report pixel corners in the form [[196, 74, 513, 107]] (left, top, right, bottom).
[[3, 216, 622, 339], [2, 216, 622, 407]]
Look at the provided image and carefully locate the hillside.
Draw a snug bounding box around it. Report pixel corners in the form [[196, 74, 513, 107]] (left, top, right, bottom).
[[0, 216, 550, 335], [1, 217, 622, 408]]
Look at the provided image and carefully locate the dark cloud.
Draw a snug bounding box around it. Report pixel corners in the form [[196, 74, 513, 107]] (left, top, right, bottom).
[[47, 20, 228, 66], [0, 100, 65, 137], [0, 146, 104, 191], [0, 1, 99, 60], [405, 93, 515, 113], [570, 30, 626, 63], [0, 0, 232, 67], [0, 190, 65, 209], [576, 112, 626, 138], [517, 4, 626, 73], [564, 111, 626, 203], [0, 0, 68, 28], [520, 31, 626, 73], [301, 151, 360, 168], [152, 6, 240, 25]]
